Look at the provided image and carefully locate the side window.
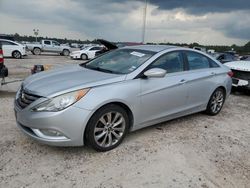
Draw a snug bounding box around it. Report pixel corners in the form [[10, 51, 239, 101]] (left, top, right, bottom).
[[44, 41, 51, 45], [148, 51, 184, 73], [52, 41, 59, 46], [90, 47, 100, 51], [209, 59, 220, 68], [1, 41, 16, 45], [186, 51, 210, 70]]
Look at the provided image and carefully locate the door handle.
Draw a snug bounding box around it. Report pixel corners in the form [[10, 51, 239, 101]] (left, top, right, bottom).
[[179, 79, 187, 84], [211, 72, 217, 76]]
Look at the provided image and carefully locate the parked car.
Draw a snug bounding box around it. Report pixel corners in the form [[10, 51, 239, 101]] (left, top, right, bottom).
[[26, 40, 71, 56], [70, 46, 103, 60], [0, 44, 8, 81], [212, 52, 238, 64], [0, 39, 27, 59], [225, 61, 250, 92], [240, 55, 250, 61], [15, 45, 232, 151]]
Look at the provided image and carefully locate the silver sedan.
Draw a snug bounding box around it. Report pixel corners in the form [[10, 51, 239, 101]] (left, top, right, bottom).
[[15, 45, 232, 151]]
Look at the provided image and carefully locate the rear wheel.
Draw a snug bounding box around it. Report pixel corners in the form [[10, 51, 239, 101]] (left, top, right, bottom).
[[33, 48, 41, 55], [85, 104, 129, 151], [206, 88, 225, 115], [81, 54, 88, 60], [12, 51, 22, 59], [63, 49, 70, 56]]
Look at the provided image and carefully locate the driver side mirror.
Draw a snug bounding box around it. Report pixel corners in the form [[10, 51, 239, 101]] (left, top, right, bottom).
[[144, 68, 166, 78]]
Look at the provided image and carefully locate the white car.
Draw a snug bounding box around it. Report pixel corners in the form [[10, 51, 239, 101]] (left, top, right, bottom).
[[225, 61, 250, 91], [70, 46, 103, 60], [0, 39, 27, 59]]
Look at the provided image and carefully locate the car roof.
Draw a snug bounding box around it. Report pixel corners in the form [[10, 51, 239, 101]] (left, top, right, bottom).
[[0, 39, 17, 43], [123, 45, 177, 52]]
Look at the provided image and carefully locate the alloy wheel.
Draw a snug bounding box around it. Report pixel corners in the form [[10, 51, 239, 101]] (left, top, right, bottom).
[[94, 112, 126, 148], [210, 90, 224, 114], [13, 51, 21, 59]]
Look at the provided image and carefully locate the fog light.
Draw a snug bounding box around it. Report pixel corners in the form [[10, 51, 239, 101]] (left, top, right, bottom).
[[32, 129, 68, 140], [40, 129, 63, 137]]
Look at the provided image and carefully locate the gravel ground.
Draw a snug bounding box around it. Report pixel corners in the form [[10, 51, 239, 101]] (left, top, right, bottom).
[[0, 54, 250, 188]]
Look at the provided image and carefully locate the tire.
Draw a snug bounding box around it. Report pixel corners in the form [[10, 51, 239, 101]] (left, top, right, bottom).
[[63, 49, 70, 56], [85, 104, 129, 152], [205, 88, 225, 116], [12, 51, 22, 59], [33, 48, 41, 55], [81, 54, 88, 60]]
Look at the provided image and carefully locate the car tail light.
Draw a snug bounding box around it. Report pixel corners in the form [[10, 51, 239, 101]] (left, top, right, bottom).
[[227, 71, 234, 77], [0, 49, 4, 64]]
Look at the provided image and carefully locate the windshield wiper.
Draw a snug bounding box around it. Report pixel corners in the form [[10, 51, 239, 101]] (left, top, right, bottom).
[[84, 65, 119, 74]]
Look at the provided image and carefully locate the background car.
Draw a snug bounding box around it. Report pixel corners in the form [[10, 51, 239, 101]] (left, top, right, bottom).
[[15, 46, 232, 151], [225, 61, 250, 92], [212, 52, 238, 64], [70, 46, 103, 60], [0, 39, 27, 59], [26, 40, 71, 56]]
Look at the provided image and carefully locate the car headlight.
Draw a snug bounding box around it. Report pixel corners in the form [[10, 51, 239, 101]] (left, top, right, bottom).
[[32, 89, 90, 112]]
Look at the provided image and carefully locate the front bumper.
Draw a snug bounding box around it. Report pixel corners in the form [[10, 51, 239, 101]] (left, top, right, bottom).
[[70, 53, 80, 59], [14, 102, 92, 146]]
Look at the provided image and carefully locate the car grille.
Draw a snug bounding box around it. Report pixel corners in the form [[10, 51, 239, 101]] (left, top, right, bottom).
[[232, 69, 250, 80], [17, 87, 41, 109]]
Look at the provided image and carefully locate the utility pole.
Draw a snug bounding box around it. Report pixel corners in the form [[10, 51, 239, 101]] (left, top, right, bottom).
[[142, 0, 147, 44], [33, 29, 39, 42]]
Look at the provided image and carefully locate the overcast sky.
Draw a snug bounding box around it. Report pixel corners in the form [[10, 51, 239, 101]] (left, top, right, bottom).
[[0, 0, 249, 45]]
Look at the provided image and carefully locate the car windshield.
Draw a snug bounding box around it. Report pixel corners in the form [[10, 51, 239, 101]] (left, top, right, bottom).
[[83, 49, 155, 74]]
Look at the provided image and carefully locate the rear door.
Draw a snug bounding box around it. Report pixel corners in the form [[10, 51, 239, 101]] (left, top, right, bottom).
[[139, 51, 189, 125], [42, 40, 53, 51], [183, 51, 220, 109], [51, 41, 61, 52]]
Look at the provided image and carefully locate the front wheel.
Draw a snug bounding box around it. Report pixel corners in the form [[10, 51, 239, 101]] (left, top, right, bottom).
[[206, 88, 225, 115], [85, 104, 129, 151]]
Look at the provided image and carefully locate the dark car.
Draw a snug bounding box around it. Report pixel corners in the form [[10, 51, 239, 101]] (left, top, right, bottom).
[[213, 52, 238, 64], [0, 43, 8, 82]]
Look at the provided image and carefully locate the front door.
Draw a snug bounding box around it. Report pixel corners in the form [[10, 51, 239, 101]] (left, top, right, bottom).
[[139, 51, 189, 125]]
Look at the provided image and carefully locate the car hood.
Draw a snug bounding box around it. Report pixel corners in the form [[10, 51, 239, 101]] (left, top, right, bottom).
[[224, 61, 250, 72], [22, 65, 126, 97], [97, 39, 118, 50]]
